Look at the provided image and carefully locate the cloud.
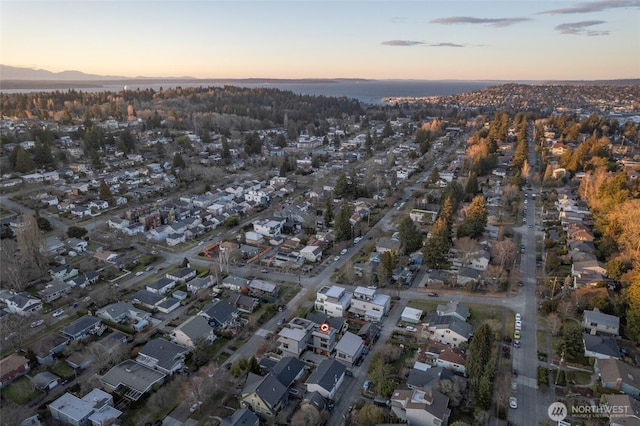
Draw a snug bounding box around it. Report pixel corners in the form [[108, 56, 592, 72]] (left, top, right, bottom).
[[430, 16, 531, 27], [381, 40, 425, 46], [429, 42, 465, 47], [381, 40, 466, 48], [389, 17, 407, 23], [539, 0, 640, 15], [555, 20, 610, 35]]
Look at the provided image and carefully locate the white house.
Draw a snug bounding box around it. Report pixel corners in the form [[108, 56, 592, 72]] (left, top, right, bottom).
[[305, 359, 346, 399], [349, 286, 391, 323], [315, 286, 352, 318], [170, 315, 216, 349], [299, 245, 323, 263]]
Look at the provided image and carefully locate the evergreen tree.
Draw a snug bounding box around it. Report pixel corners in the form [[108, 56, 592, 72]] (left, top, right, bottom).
[[173, 153, 186, 169], [323, 197, 334, 226], [458, 195, 488, 239], [399, 216, 423, 254], [14, 147, 37, 173], [465, 172, 479, 195], [423, 217, 450, 269], [99, 180, 114, 204], [334, 204, 352, 242], [430, 167, 439, 184], [334, 171, 349, 198]]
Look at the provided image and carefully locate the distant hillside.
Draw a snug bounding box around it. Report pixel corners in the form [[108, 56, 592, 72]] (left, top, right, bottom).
[[0, 65, 130, 81]]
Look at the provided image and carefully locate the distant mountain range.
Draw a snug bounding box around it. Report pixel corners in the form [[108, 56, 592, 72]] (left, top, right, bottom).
[[0, 65, 197, 81]]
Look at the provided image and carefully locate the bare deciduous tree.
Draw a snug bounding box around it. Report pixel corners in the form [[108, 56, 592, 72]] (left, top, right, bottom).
[[545, 312, 563, 336], [454, 237, 481, 267], [491, 238, 516, 270]]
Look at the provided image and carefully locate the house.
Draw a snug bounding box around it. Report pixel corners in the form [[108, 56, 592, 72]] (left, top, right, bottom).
[[407, 366, 454, 390], [165, 267, 196, 283], [67, 272, 100, 288], [38, 280, 73, 303], [136, 338, 189, 375], [305, 358, 346, 399], [435, 349, 467, 375], [187, 276, 214, 293], [166, 233, 185, 247], [436, 301, 470, 322], [595, 358, 640, 398], [221, 276, 250, 292], [310, 321, 338, 355], [456, 267, 481, 286], [424, 314, 473, 348], [572, 260, 607, 278], [409, 208, 438, 224], [101, 360, 166, 401], [249, 279, 278, 297], [334, 331, 364, 366], [96, 302, 150, 324], [66, 351, 93, 371], [131, 289, 163, 310], [29, 334, 69, 365], [271, 357, 306, 388], [390, 387, 451, 426], [230, 294, 260, 313], [0, 353, 30, 388], [583, 309, 620, 336], [49, 265, 79, 281], [299, 245, 323, 263], [62, 315, 103, 340], [219, 408, 260, 426], [427, 269, 450, 287], [156, 298, 181, 314], [199, 300, 238, 328], [467, 250, 490, 271], [278, 326, 311, 358], [375, 237, 401, 254], [252, 217, 285, 238], [401, 307, 423, 324], [315, 285, 352, 318], [583, 334, 620, 360], [146, 277, 176, 295], [49, 388, 122, 426], [241, 372, 288, 418], [604, 394, 640, 426], [170, 315, 216, 349], [32, 371, 60, 391], [94, 250, 118, 263], [0, 291, 42, 315], [349, 286, 391, 323]]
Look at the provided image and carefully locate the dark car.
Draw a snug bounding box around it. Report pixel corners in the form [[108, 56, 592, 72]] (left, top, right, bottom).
[[345, 369, 353, 377], [427, 292, 439, 297], [355, 356, 364, 366]]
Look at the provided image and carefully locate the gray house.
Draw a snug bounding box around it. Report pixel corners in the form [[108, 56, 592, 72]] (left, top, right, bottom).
[[305, 358, 346, 399], [200, 300, 238, 328], [583, 309, 620, 336], [62, 315, 103, 340], [136, 338, 189, 375], [334, 331, 364, 366]]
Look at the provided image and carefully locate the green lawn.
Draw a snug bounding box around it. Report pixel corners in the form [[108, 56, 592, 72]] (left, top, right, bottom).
[[566, 370, 593, 385], [1, 376, 43, 405], [406, 300, 504, 328]]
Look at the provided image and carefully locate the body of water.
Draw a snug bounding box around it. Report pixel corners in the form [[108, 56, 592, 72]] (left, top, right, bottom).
[[1, 79, 506, 104]]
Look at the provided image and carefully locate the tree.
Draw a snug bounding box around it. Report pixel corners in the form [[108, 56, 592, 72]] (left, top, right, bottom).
[[454, 237, 481, 267], [423, 217, 451, 269], [429, 167, 439, 184], [545, 312, 562, 336], [16, 214, 48, 279], [355, 404, 385, 426], [323, 197, 333, 226], [398, 216, 423, 254], [466, 322, 493, 388], [491, 238, 516, 270], [559, 322, 583, 362], [14, 147, 37, 173], [291, 405, 322, 426], [334, 204, 352, 242], [67, 226, 88, 239], [377, 250, 395, 284], [457, 195, 488, 239], [99, 180, 113, 204], [35, 215, 52, 232], [335, 171, 349, 198], [173, 152, 186, 169], [465, 172, 479, 195]]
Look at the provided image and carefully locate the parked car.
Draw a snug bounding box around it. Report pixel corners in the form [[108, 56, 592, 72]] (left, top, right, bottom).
[[189, 401, 203, 413], [405, 326, 417, 332], [334, 256, 341, 262], [52, 309, 64, 317], [513, 339, 521, 348], [30, 319, 44, 328], [509, 397, 518, 409], [514, 330, 521, 339], [427, 292, 439, 297], [345, 369, 353, 377], [511, 381, 518, 392], [340, 249, 348, 255], [515, 320, 522, 330], [515, 313, 521, 322]]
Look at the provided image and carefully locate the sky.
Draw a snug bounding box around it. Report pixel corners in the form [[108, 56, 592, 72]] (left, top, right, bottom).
[[1, 0, 639, 81]]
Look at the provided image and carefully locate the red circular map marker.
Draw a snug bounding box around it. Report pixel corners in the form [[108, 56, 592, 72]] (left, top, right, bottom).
[[320, 322, 330, 333]]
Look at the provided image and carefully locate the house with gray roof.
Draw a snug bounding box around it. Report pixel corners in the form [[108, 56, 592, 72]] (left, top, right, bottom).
[[436, 301, 470, 322], [424, 314, 473, 348], [101, 359, 166, 401], [187, 275, 214, 293], [582, 309, 620, 336], [595, 358, 640, 398], [131, 289, 163, 310], [391, 386, 450, 426], [170, 315, 216, 349], [29, 333, 69, 365], [96, 301, 150, 324], [0, 290, 42, 315], [220, 408, 259, 426], [32, 371, 60, 391], [199, 300, 238, 328], [222, 275, 250, 292], [49, 388, 122, 425], [334, 331, 364, 366], [146, 277, 176, 295], [305, 358, 346, 399], [38, 280, 73, 303], [271, 357, 306, 388], [583, 333, 620, 360], [136, 338, 189, 375], [241, 372, 288, 418], [62, 315, 103, 340], [407, 366, 454, 390], [165, 267, 196, 283]]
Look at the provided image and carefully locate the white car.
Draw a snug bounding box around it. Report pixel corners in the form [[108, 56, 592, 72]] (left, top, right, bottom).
[[334, 256, 341, 262], [30, 319, 44, 328], [509, 397, 518, 409], [511, 381, 518, 392], [52, 309, 64, 317], [189, 401, 203, 413], [405, 326, 417, 332], [515, 313, 521, 322], [515, 320, 522, 330], [340, 249, 348, 255]]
